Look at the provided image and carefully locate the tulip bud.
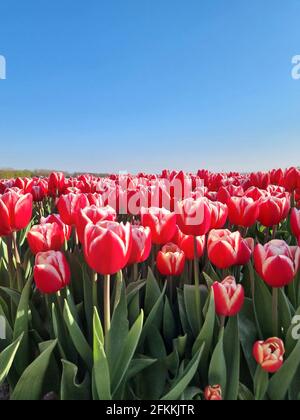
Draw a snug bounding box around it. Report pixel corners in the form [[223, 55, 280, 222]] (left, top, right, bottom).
[[290, 208, 300, 237], [258, 195, 290, 227], [228, 196, 259, 227], [48, 172, 65, 197], [253, 338, 285, 373], [76, 205, 116, 243], [177, 231, 206, 260], [57, 193, 90, 226], [127, 225, 152, 265], [156, 243, 185, 276], [0, 190, 33, 237], [208, 229, 244, 269], [212, 276, 244, 317], [176, 198, 211, 236], [204, 385, 222, 401], [84, 221, 132, 275], [41, 213, 71, 241], [141, 207, 177, 245], [34, 251, 71, 294], [254, 240, 300, 288], [209, 201, 228, 229], [27, 223, 65, 255]]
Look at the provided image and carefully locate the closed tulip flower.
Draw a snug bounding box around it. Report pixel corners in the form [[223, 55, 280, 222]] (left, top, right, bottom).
[[228, 196, 259, 227], [177, 231, 206, 260], [0, 189, 33, 237], [290, 208, 300, 237], [41, 213, 71, 241], [48, 172, 65, 197], [254, 240, 300, 287], [204, 385, 222, 401], [253, 338, 285, 373], [156, 243, 185, 276], [209, 201, 228, 229], [212, 276, 244, 317], [207, 229, 242, 269], [141, 207, 177, 245], [76, 205, 116, 243], [127, 225, 152, 265], [27, 223, 65, 255], [176, 198, 211, 236], [57, 193, 90, 226], [34, 251, 71, 294], [84, 221, 132, 275], [236, 237, 254, 265], [258, 195, 290, 227]]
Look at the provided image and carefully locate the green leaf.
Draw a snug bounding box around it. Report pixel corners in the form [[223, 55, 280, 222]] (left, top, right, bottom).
[[163, 297, 176, 344], [161, 344, 204, 400], [192, 291, 215, 382], [63, 300, 93, 370], [268, 335, 300, 400], [127, 356, 157, 380], [13, 277, 32, 375], [145, 268, 161, 316], [184, 285, 201, 337], [254, 274, 273, 338], [11, 340, 57, 400], [224, 316, 240, 400], [0, 334, 23, 385], [254, 366, 269, 400], [238, 383, 255, 401], [60, 360, 90, 401], [93, 308, 111, 400], [111, 310, 144, 397], [208, 329, 227, 393]]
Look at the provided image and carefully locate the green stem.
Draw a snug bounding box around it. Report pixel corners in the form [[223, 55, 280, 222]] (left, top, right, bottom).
[[92, 271, 98, 311], [104, 274, 111, 336], [272, 288, 279, 337], [12, 232, 23, 291], [193, 236, 201, 330]]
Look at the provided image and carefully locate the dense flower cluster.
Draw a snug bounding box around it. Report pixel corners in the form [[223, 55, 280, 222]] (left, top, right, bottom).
[[0, 167, 300, 401]]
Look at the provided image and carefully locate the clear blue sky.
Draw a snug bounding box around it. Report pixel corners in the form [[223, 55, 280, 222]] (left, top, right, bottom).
[[0, 0, 300, 173]]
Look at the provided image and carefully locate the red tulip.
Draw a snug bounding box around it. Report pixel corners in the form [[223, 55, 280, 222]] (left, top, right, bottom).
[[290, 208, 300, 237], [177, 231, 206, 260], [283, 167, 300, 192], [176, 198, 211, 236], [48, 172, 65, 197], [27, 223, 65, 255], [228, 196, 259, 227], [207, 229, 243, 269], [236, 237, 254, 265], [76, 205, 116, 243], [253, 338, 285, 373], [0, 190, 33, 237], [57, 193, 90, 226], [209, 201, 228, 229], [41, 213, 71, 241], [212, 276, 244, 317], [84, 221, 132, 275], [141, 207, 177, 245], [217, 185, 244, 204], [34, 251, 71, 294], [204, 385, 222, 401], [250, 171, 270, 189], [127, 225, 152, 265], [254, 240, 300, 287], [258, 195, 290, 227], [156, 243, 185, 276]]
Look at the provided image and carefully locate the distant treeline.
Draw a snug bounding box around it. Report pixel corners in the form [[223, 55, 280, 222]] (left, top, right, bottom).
[[0, 169, 108, 179]]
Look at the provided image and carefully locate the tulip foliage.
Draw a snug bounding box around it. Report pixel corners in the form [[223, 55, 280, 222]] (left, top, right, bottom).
[[0, 168, 300, 401]]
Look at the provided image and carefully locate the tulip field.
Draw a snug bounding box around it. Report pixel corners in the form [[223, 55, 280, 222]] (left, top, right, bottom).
[[1, 168, 300, 401]]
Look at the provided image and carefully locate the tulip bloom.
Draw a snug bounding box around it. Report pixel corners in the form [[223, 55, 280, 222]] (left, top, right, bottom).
[[176, 198, 211, 236], [209, 201, 228, 229], [141, 207, 177, 245], [127, 225, 152, 265], [177, 232, 206, 260], [41, 213, 71, 241], [204, 385, 222, 401], [254, 240, 300, 288], [76, 205, 116, 243], [290, 208, 300, 237], [212, 276, 245, 317], [207, 229, 248, 269], [227, 196, 259, 227], [48, 172, 65, 197], [84, 221, 132, 275], [34, 251, 71, 294], [253, 338, 285, 373], [57, 193, 90, 226], [156, 243, 185, 276], [0, 190, 33, 237], [258, 196, 290, 227], [27, 223, 66, 255]]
